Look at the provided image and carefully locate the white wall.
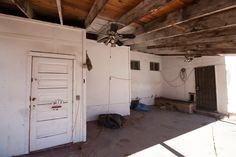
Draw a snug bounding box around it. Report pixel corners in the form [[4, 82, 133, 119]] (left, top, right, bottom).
[[225, 56, 236, 113], [0, 14, 86, 157], [86, 40, 130, 121], [161, 56, 228, 114], [130, 51, 162, 105]]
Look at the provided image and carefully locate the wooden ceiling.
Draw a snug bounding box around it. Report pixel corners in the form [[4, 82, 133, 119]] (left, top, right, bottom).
[[0, 0, 236, 56]]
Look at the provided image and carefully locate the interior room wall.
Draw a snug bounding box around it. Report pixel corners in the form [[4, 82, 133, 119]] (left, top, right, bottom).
[[86, 40, 131, 121], [0, 14, 85, 157], [160, 56, 228, 114], [130, 51, 162, 105]]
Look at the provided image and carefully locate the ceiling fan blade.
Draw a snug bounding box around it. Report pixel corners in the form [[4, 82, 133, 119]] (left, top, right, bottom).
[[120, 34, 136, 39], [116, 40, 123, 46], [97, 36, 108, 43], [194, 55, 202, 58], [110, 23, 118, 33]]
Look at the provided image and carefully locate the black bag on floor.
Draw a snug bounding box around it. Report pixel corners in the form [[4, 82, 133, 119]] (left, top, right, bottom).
[[98, 114, 126, 129]]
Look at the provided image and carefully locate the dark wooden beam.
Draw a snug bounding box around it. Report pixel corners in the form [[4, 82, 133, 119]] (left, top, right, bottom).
[[125, 1, 236, 45], [56, 0, 63, 25], [84, 0, 109, 28], [98, 0, 166, 35], [11, 0, 34, 18], [86, 33, 98, 40]]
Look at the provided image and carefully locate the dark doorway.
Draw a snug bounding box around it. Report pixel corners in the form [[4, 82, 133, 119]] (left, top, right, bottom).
[[195, 66, 217, 111]]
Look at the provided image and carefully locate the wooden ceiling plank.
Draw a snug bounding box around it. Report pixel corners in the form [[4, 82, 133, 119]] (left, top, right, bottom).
[[125, 1, 236, 45], [11, 0, 34, 18], [56, 0, 63, 25], [84, 0, 109, 28]]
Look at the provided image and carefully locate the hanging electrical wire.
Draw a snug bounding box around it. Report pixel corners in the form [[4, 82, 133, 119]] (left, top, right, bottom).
[[161, 68, 194, 87]]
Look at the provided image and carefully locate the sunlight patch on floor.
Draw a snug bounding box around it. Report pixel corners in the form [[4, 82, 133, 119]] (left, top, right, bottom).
[[129, 120, 236, 157]]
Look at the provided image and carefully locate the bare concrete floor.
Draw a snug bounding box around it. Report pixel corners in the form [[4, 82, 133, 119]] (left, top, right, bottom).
[[19, 107, 236, 157]]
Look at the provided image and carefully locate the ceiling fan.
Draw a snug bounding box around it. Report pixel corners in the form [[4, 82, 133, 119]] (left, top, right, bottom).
[[184, 50, 202, 62], [97, 23, 136, 47], [175, 50, 202, 62]]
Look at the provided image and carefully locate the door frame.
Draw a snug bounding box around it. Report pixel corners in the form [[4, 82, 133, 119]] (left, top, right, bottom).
[[26, 51, 77, 152]]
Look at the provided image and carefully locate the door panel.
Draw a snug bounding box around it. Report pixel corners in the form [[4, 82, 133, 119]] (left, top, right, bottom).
[[195, 66, 217, 111], [36, 119, 68, 138], [30, 57, 73, 151], [38, 63, 69, 73], [36, 104, 68, 121], [37, 89, 69, 105]]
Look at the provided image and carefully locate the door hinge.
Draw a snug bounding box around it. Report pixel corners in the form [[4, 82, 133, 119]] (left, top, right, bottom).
[[31, 77, 33, 82]]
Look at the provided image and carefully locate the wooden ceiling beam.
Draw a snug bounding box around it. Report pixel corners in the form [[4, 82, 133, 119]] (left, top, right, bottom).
[[130, 24, 236, 50], [117, 0, 166, 26], [134, 0, 236, 35], [98, 0, 167, 35], [11, 0, 34, 18], [147, 42, 236, 51], [56, 0, 63, 25], [134, 46, 236, 56], [144, 35, 236, 49], [125, 1, 236, 45], [145, 45, 236, 54], [132, 47, 185, 55], [131, 24, 236, 49], [158, 54, 217, 56], [85, 0, 109, 28]]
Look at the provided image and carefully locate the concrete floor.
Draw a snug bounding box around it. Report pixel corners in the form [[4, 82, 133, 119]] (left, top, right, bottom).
[[19, 107, 236, 157]]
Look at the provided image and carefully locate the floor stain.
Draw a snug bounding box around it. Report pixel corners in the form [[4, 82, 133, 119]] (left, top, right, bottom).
[[119, 138, 130, 143]]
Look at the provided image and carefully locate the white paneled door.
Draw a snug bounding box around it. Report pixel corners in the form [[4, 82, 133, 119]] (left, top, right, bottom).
[[30, 57, 73, 151]]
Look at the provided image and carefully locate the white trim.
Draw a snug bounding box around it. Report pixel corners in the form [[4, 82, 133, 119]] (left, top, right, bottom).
[[128, 47, 132, 106], [81, 30, 87, 141], [72, 59, 77, 141], [0, 31, 82, 45], [26, 55, 33, 154], [28, 51, 76, 59], [0, 13, 83, 32]]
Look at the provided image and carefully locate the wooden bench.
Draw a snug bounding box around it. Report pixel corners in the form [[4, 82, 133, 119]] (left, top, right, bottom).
[[155, 97, 195, 114]]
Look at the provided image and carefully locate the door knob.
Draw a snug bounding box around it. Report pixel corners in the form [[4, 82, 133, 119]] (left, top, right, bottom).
[[32, 97, 36, 101]]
